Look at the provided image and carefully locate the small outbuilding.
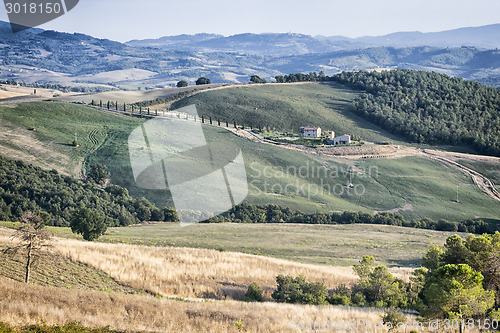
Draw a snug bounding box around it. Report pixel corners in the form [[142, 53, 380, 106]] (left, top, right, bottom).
[[333, 134, 351, 145]]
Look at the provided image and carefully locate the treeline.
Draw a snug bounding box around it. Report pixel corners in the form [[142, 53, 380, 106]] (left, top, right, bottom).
[[132, 89, 202, 108], [274, 70, 500, 156], [0, 79, 111, 93], [0, 156, 177, 227], [206, 203, 494, 234]]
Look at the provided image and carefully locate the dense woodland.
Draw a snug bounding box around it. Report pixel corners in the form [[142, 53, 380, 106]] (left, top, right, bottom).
[[333, 70, 500, 156], [276, 70, 500, 156], [207, 203, 493, 234], [0, 156, 177, 227]]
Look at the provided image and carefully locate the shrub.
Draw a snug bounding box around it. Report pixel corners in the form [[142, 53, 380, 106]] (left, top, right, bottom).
[[243, 282, 263, 302], [382, 308, 406, 332]]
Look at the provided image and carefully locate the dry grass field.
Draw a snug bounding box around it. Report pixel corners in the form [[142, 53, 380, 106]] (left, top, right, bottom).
[[0, 276, 391, 333], [0, 227, 359, 300], [0, 226, 420, 332]]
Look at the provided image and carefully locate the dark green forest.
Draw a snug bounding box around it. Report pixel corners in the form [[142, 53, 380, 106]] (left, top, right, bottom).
[[207, 203, 493, 234], [276, 70, 500, 156], [0, 156, 176, 227], [332, 70, 500, 156]]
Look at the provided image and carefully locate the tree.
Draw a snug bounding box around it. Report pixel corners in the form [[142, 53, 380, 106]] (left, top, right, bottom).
[[87, 163, 110, 185], [163, 207, 179, 222], [196, 77, 211, 85], [422, 245, 444, 272], [250, 75, 266, 84], [3, 212, 52, 284], [70, 208, 107, 241], [275, 75, 285, 83], [72, 133, 78, 147], [353, 255, 375, 282], [176, 80, 188, 87], [422, 264, 495, 332], [244, 282, 263, 302], [352, 256, 408, 308]]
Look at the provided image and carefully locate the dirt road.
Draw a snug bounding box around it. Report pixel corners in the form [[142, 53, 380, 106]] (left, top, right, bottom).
[[226, 128, 500, 203]]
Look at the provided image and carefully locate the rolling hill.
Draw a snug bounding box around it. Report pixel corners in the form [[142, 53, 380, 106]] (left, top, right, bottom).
[[1, 83, 499, 222], [128, 24, 500, 54], [2, 20, 500, 88]]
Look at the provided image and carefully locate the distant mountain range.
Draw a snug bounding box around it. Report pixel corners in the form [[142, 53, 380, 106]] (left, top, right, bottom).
[[0, 21, 499, 89], [127, 24, 500, 56]]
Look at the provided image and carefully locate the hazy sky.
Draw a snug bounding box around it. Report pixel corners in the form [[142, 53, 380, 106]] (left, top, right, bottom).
[[1, 0, 500, 42]]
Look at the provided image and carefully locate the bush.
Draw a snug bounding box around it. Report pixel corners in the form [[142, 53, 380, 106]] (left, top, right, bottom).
[[272, 275, 328, 305], [351, 291, 367, 307], [382, 308, 407, 332], [176, 80, 188, 87], [244, 282, 263, 302], [328, 284, 352, 305], [328, 294, 350, 306]]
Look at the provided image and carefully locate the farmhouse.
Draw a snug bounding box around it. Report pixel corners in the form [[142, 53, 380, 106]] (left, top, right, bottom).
[[333, 134, 351, 145], [326, 130, 335, 139], [300, 126, 321, 138]]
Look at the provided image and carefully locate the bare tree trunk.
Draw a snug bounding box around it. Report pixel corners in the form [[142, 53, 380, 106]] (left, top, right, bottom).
[[25, 242, 32, 284]]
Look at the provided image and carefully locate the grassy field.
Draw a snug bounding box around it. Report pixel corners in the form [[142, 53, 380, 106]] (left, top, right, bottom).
[[0, 101, 499, 222], [0, 102, 143, 177], [0, 243, 139, 294], [11, 222, 460, 267], [172, 83, 405, 143]]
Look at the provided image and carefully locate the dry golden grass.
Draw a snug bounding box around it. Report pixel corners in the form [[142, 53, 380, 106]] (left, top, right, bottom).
[[52, 237, 357, 300], [0, 227, 412, 301], [0, 276, 390, 333]]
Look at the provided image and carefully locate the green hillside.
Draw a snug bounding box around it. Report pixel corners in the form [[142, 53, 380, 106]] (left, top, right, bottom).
[[0, 101, 499, 222], [0, 102, 143, 176], [172, 83, 405, 143]]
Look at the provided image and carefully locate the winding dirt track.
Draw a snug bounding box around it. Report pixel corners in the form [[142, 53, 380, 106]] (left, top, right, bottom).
[[227, 128, 500, 203], [420, 150, 500, 203]]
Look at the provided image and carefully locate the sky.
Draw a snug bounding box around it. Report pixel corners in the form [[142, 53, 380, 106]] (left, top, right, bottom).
[[1, 0, 500, 42]]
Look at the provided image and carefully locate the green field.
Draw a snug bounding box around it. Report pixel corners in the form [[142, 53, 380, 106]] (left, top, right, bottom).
[[0, 102, 143, 176], [21, 222, 461, 267], [1, 98, 499, 222], [172, 83, 405, 143], [458, 159, 500, 190]]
